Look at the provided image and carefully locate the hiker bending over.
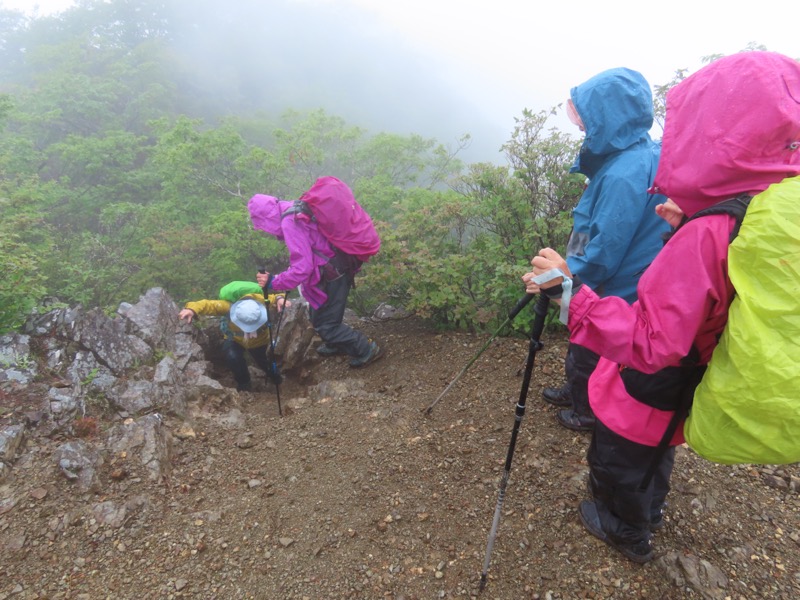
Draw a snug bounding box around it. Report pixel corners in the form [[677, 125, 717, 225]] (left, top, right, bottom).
[[179, 284, 288, 392], [248, 181, 383, 368], [523, 52, 800, 564], [543, 68, 670, 433]]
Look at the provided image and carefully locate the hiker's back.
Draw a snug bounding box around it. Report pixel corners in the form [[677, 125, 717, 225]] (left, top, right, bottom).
[[685, 175, 800, 464]]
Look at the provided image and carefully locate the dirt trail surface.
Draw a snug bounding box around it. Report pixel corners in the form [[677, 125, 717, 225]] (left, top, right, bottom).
[[2, 316, 800, 599]]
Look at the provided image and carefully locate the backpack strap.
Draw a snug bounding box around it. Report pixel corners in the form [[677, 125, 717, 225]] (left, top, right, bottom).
[[280, 199, 315, 221], [687, 194, 751, 241], [662, 194, 751, 246]]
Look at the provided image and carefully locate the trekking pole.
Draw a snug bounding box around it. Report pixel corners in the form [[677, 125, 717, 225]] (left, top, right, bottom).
[[479, 293, 550, 592], [260, 269, 283, 417], [424, 293, 535, 416]]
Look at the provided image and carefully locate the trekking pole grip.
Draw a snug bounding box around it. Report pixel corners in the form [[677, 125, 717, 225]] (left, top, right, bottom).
[[258, 267, 270, 298]]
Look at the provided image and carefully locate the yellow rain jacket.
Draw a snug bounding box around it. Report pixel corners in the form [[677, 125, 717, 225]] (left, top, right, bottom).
[[184, 293, 282, 350]]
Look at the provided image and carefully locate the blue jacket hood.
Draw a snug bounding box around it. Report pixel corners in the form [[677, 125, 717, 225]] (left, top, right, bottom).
[[571, 68, 655, 176], [564, 68, 668, 302]]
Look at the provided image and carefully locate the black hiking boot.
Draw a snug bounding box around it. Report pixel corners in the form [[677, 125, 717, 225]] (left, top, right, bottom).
[[316, 343, 343, 357], [542, 385, 572, 407], [556, 409, 596, 432], [349, 341, 384, 368], [578, 500, 654, 564]]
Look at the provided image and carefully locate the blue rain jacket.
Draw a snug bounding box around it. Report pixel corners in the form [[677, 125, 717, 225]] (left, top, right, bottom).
[[566, 68, 670, 302]]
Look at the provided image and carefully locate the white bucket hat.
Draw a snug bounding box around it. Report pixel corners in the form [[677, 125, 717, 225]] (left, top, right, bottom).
[[229, 298, 268, 333]]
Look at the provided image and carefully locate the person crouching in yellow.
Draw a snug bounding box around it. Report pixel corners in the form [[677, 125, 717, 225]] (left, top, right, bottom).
[[179, 281, 287, 391]]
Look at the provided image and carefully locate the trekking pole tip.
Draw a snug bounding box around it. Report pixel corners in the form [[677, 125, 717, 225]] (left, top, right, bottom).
[[479, 573, 487, 592]]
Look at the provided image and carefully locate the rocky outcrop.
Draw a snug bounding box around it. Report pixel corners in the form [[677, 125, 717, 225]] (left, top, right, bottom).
[[0, 287, 315, 484]]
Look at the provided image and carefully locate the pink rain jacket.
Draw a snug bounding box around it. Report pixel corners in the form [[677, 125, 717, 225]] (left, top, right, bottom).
[[567, 51, 800, 446], [248, 195, 335, 310]]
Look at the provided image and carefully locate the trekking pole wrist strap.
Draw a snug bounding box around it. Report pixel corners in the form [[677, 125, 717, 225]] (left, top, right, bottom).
[[532, 269, 579, 324]]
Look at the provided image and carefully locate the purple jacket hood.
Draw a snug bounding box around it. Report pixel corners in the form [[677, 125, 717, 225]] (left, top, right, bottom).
[[248, 194, 291, 240]]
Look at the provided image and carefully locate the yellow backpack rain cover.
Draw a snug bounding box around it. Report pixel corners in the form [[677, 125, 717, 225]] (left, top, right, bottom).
[[684, 175, 800, 464]]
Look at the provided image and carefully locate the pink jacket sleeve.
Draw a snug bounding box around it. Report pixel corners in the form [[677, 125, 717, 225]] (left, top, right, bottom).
[[568, 214, 737, 372], [270, 216, 317, 292]]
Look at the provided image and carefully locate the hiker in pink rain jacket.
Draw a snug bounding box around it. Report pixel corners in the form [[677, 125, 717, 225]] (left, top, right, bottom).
[[248, 192, 383, 368], [523, 51, 800, 563]]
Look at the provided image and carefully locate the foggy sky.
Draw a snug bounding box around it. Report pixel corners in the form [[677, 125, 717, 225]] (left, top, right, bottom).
[[170, 0, 511, 163], [5, 0, 800, 166]]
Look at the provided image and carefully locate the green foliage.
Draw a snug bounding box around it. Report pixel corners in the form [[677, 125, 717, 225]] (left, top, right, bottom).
[[80, 367, 100, 387], [1, 351, 34, 371], [150, 116, 267, 202], [368, 191, 472, 327], [359, 109, 582, 335], [401, 109, 582, 333], [0, 94, 12, 123], [0, 200, 52, 332], [3, 0, 722, 338], [270, 109, 364, 187]]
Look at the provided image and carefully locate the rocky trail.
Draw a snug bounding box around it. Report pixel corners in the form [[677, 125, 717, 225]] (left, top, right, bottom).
[[1, 296, 799, 599]]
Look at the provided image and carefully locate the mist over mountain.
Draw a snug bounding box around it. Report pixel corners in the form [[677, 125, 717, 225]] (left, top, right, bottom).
[[166, 0, 509, 163]]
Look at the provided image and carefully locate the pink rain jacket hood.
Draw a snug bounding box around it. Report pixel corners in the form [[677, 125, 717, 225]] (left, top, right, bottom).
[[652, 51, 800, 216]]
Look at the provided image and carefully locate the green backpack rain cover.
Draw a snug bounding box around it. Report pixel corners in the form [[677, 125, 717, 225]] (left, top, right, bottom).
[[219, 281, 263, 303], [685, 175, 800, 464]]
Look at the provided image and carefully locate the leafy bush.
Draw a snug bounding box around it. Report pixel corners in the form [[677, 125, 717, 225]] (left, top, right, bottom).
[[357, 110, 582, 334], [0, 201, 52, 333]]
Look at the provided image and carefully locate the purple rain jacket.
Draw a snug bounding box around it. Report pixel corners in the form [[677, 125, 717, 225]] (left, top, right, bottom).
[[248, 194, 335, 310]]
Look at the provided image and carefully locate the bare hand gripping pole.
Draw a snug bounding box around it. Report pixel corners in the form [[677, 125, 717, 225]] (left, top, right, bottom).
[[479, 293, 550, 592], [424, 293, 535, 416]]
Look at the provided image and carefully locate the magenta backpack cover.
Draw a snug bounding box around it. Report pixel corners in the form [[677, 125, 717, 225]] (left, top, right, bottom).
[[300, 176, 380, 262]]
